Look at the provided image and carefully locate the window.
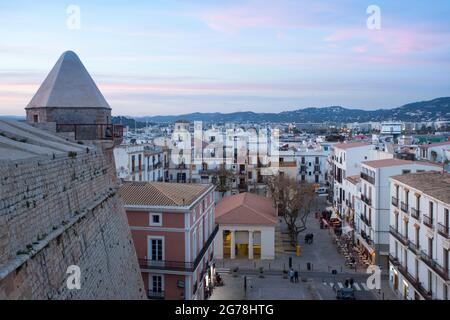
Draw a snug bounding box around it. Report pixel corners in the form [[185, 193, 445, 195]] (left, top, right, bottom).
[[150, 238, 163, 261], [149, 275, 163, 294], [429, 202, 434, 219], [193, 230, 197, 257], [150, 213, 162, 226]]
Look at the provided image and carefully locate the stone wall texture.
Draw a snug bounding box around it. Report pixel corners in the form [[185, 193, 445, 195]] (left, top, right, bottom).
[[0, 148, 145, 299], [26, 107, 111, 125]]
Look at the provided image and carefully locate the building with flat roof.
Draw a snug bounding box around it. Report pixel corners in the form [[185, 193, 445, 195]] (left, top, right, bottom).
[[389, 172, 450, 300]]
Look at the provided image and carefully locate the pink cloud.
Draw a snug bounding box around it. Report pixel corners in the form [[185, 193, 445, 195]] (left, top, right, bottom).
[[324, 25, 450, 56]]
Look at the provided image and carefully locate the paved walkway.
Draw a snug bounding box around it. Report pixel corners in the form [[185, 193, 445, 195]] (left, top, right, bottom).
[[213, 198, 398, 300], [216, 209, 357, 274]]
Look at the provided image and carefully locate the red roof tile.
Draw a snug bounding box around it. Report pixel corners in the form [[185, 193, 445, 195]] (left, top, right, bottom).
[[215, 193, 277, 226]]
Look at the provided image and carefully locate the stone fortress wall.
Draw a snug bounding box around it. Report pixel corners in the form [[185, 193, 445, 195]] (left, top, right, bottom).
[[0, 145, 145, 299]]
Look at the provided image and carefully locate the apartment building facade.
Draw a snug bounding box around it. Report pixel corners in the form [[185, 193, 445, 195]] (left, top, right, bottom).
[[389, 172, 450, 300], [356, 159, 442, 267], [120, 182, 218, 300], [114, 144, 168, 182]]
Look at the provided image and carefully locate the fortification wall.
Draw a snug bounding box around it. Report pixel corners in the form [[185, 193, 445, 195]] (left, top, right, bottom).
[[0, 148, 145, 299]]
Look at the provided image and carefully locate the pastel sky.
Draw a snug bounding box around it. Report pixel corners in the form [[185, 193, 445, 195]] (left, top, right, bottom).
[[1, 0, 450, 116]]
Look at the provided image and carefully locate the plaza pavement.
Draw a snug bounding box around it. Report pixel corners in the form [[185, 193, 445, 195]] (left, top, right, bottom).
[[212, 198, 398, 300]]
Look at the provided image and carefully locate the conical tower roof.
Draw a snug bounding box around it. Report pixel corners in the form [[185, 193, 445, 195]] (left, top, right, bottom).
[[27, 51, 111, 109]]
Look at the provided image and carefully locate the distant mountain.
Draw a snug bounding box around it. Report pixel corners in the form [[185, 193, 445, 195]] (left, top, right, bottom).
[[0, 115, 25, 120], [129, 97, 450, 123]]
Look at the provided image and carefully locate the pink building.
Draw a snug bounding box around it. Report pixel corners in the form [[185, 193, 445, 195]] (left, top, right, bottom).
[[120, 182, 217, 300]]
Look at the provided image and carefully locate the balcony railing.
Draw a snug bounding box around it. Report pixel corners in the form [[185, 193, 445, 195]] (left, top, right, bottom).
[[394, 262, 432, 300], [410, 207, 420, 220], [360, 214, 371, 227], [56, 123, 124, 141], [360, 172, 375, 184], [420, 251, 449, 281], [408, 240, 421, 255], [140, 225, 219, 272], [423, 215, 434, 229], [391, 196, 399, 207], [147, 290, 165, 300], [389, 226, 408, 245], [400, 202, 409, 213], [361, 194, 372, 206], [388, 254, 400, 266], [437, 223, 449, 239]]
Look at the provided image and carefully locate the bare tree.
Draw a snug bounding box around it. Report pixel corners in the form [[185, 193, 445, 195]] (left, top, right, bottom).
[[266, 174, 316, 246], [212, 165, 237, 198]]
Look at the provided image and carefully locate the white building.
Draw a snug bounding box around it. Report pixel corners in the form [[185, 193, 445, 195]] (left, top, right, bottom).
[[330, 141, 393, 217], [356, 159, 442, 267], [418, 140, 450, 163], [214, 193, 277, 260], [114, 144, 167, 182], [389, 172, 450, 300]]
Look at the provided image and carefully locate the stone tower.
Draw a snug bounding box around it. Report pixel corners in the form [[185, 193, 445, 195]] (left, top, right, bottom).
[[25, 51, 111, 126], [0, 51, 145, 300]]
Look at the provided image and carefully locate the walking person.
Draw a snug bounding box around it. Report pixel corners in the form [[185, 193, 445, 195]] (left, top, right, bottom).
[[288, 268, 294, 283], [294, 270, 299, 283]]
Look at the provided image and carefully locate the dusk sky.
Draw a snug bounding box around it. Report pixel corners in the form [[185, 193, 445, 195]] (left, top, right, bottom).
[[1, 0, 450, 116]]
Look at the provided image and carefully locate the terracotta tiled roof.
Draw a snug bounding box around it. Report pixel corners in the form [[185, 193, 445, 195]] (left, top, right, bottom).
[[332, 141, 370, 150], [120, 182, 213, 207], [346, 175, 361, 185], [419, 140, 450, 149], [391, 172, 450, 204], [215, 193, 277, 226], [362, 158, 412, 168], [362, 158, 441, 169]]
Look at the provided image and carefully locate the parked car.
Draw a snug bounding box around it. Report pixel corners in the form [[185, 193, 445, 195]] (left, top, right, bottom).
[[315, 187, 328, 195], [336, 287, 355, 300]]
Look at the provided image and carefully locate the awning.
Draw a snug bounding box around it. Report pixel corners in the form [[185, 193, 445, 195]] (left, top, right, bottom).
[[330, 212, 341, 220]]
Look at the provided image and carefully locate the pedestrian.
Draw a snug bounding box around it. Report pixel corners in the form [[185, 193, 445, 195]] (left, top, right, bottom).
[[289, 268, 294, 282], [294, 270, 299, 283], [345, 279, 349, 288], [349, 278, 354, 288]]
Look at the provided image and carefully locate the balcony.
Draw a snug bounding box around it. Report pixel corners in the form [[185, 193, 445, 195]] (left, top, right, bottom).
[[391, 196, 399, 207], [140, 225, 219, 272], [389, 226, 408, 245], [361, 194, 372, 206], [438, 223, 449, 239], [410, 207, 420, 220], [147, 290, 165, 300], [360, 214, 371, 227], [388, 254, 400, 266], [408, 240, 421, 255], [394, 262, 432, 300], [360, 172, 375, 184], [400, 202, 409, 213], [56, 123, 124, 142], [420, 251, 449, 281], [423, 215, 434, 229]]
